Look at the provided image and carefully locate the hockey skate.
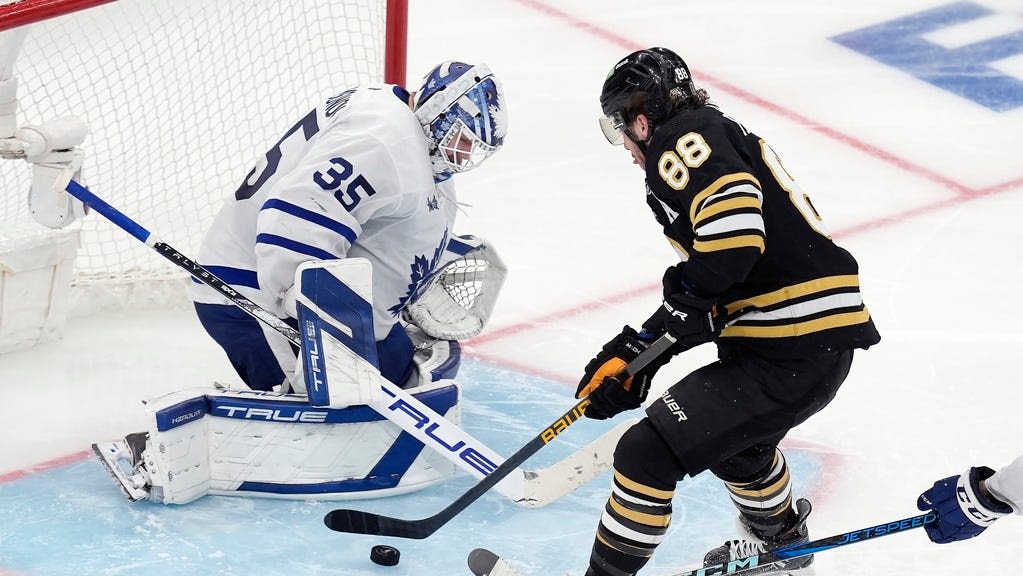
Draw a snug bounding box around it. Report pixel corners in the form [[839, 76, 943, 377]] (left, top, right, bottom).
[[703, 498, 816, 576], [91, 431, 151, 502]]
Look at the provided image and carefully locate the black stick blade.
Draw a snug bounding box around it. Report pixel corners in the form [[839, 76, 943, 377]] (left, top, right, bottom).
[[323, 509, 437, 539], [323, 509, 380, 535]]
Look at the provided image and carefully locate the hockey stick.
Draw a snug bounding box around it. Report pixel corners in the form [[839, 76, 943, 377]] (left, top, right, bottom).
[[63, 179, 618, 507], [467, 512, 937, 576], [323, 332, 679, 539]]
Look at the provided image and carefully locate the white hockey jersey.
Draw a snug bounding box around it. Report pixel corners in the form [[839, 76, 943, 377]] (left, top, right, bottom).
[[192, 85, 458, 341], [988, 453, 1023, 515]]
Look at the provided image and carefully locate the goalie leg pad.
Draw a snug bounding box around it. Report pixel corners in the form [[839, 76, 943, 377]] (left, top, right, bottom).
[[95, 383, 462, 504], [93, 390, 212, 505], [206, 382, 458, 498], [143, 393, 212, 504]]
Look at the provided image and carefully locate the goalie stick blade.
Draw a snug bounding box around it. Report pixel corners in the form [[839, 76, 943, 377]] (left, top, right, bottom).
[[91, 442, 149, 502], [467, 549, 526, 576], [323, 508, 437, 539]]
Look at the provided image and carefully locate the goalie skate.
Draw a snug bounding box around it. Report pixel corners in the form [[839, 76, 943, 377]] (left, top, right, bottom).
[[91, 432, 151, 502]]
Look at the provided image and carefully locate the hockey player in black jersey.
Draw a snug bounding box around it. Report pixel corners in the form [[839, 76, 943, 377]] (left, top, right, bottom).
[[576, 48, 881, 576]]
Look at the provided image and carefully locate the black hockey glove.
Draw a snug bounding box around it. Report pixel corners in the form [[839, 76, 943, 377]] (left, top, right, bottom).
[[576, 326, 668, 420], [641, 265, 723, 349]]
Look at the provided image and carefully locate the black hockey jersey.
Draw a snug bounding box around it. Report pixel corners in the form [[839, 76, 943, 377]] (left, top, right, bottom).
[[643, 105, 880, 358]]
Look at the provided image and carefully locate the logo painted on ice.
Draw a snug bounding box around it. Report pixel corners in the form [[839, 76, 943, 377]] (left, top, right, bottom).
[[831, 2, 1023, 112]]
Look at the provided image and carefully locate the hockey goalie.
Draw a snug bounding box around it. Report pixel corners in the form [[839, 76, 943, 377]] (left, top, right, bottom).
[[88, 61, 519, 505], [93, 242, 512, 505], [7, 58, 626, 508]]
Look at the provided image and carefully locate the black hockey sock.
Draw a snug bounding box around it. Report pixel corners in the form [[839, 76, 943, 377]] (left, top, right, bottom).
[[722, 449, 796, 542], [587, 469, 674, 576]]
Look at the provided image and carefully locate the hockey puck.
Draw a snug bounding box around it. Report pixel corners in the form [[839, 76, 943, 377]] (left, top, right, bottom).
[[370, 544, 400, 566]]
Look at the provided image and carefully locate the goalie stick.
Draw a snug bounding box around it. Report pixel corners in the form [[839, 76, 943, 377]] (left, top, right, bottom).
[[63, 179, 620, 507], [323, 332, 680, 539], [466, 512, 937, 576]]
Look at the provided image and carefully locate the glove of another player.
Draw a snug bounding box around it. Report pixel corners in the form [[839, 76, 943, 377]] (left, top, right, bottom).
[[916, 466, 1012, 544], [641, 266, 722, 349], [576, 326, 665, 420]]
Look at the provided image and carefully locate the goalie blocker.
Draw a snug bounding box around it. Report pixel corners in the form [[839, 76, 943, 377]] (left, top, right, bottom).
[[93, 240, 504, 503]]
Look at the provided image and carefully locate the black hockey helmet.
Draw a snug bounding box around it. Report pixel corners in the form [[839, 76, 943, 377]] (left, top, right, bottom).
[[599, 47, 695, 144]]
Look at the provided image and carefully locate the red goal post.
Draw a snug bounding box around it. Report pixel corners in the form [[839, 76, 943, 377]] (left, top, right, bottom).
[[0, 0, 407, 84], [0, 0, 408, 314]]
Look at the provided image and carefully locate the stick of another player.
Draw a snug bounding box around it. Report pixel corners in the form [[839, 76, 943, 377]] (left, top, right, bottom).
[[468, 511, 937, 576], [323, 333, 679, 540]]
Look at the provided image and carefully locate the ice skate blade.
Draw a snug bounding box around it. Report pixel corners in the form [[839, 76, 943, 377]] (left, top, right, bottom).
[[91, 442, 150, 502]]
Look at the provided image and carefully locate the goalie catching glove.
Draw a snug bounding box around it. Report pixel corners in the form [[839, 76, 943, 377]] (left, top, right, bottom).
[[576, 326, 670, 420]]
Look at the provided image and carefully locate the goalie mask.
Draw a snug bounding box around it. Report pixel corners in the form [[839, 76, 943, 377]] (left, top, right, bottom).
[[598, 47, 695, 145], [414, 61, 507, 175]]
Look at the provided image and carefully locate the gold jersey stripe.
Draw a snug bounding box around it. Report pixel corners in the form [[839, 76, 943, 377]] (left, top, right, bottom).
[[609, 497, 672, 528], [724, 275, 861, 314], [614, 471, 675, 501], [722, 309, 872, 338], [688, 172, 761, 224], [693, 196, 763, 228], [693, 234, 765, 254]]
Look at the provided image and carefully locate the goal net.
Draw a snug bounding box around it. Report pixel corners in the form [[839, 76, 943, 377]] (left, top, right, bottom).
[[0, 0, 406, 315]]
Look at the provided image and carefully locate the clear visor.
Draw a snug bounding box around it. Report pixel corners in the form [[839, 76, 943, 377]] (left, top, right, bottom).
[[599, 112, 626, 145], [438, 120, 498, 173]]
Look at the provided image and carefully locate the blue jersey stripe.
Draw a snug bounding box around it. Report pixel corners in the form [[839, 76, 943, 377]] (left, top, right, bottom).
[[261, 198, 358, 244], [256, 233, 336, 260]]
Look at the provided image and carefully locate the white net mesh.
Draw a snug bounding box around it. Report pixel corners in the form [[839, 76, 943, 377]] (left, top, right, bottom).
[[403, 242, 507, 341], [0, 0, 389, 313]]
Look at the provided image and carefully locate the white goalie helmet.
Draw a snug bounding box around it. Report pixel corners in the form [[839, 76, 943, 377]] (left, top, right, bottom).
[[413, 61, 507, 175]]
